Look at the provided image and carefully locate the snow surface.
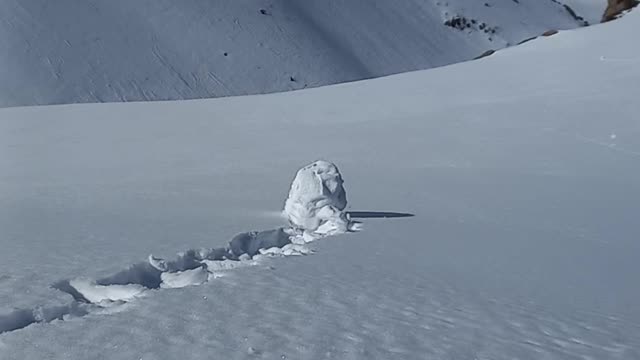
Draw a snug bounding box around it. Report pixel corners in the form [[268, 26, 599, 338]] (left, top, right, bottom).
[[1, 9, 640, 360], [0, 0, 589, 107], [14, 162, 359, 325]]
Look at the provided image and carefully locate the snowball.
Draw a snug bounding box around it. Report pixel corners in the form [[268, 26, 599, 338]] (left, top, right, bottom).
[[283, 160, 349, 233]]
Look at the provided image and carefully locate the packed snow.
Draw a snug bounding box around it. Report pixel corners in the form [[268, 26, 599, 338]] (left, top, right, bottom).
[[0, 0, 591, 107], [1, 6, 639, 360], [67, 279, 147, 304], [283, 160, 352, 236]]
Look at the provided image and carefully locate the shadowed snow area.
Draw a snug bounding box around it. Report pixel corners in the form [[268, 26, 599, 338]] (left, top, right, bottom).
[[0, 0, 590, 107], [1, 9, 639, 360]]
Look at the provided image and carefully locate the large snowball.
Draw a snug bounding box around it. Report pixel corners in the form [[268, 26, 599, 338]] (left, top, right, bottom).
[[283, 160, 349, 233]]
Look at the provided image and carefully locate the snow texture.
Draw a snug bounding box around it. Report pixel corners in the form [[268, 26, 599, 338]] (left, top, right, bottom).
[[228, 228, 292, 258], [67, 279, 147, 304]]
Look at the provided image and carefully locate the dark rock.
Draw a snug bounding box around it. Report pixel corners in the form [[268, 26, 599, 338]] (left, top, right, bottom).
[[474, 49, 495, 60], [563, 4, 589, 26], [517, 36, 537, 45], [602, 0, 638, 22]]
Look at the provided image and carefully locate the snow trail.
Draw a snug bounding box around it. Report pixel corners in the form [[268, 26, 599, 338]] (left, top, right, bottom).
[[0, 230, 314, 334], [0, 161, 411, 335], [0, 226, 344, 334]]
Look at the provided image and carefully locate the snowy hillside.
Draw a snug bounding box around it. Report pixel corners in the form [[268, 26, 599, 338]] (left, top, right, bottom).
[[564, 0, 609, 22], [1, 7, 639, 360], [0, 0, 590, 107]]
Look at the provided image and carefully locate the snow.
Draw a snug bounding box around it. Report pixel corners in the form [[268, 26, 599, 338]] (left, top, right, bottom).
[[5, 159, 355, 329], [159, 267, 209, 289], [229, 228, 292, 258], [68, 279, 147, 304], [1, 8, 640, 360], [283, 160, 349, 234], [0, 0, 589, 107], [563, 0, 609, 23]]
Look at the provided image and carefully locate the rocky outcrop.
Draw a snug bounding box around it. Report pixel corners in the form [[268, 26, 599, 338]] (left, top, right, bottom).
[[602, 0, 639, 22], [474, 49, 496, 60]]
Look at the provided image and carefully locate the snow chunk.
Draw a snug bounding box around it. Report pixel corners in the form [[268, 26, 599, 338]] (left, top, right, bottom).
[[228, 228, 292, 258], [258, 243, 314, 257], [202, 259, 257, 272], [283, 161, 349, 233], [68, 279, 147, 304], [160, 266, 209, 289]]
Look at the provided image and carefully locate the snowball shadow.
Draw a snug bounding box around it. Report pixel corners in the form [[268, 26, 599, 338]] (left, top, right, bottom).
[[347, 211, 415, 219]]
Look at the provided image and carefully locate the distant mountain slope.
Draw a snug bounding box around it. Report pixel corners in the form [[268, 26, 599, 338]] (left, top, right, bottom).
[[0, 0, 586, 107]]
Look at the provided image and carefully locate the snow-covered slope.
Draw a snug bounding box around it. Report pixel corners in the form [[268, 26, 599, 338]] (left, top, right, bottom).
[[0, 0, 588, 107], [563, 0, 609, 23], [1, 9, 639, 360]]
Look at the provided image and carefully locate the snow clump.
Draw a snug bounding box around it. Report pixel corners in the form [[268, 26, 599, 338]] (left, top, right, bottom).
[[283, 160, 351, 236]]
